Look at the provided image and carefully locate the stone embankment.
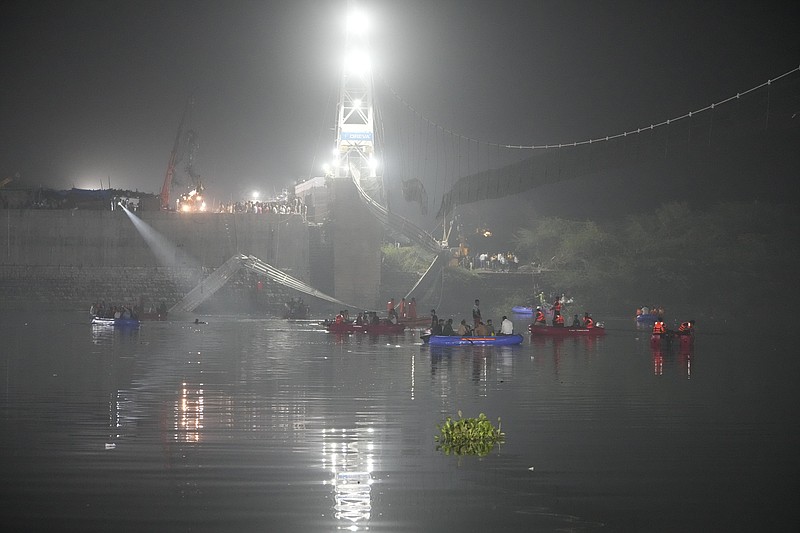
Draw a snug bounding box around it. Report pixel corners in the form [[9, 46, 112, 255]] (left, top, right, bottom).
[[0, 209, 309, 313]]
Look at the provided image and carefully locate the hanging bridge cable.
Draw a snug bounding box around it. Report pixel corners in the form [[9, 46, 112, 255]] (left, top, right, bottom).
[[708, 103, 715, 148], [448, 130, 456, 194], [438, 123, 444, 214], [420, 110, 428, 184], [307, 81, 338, 182], [379, 65, 800, 150], [378, 93, 389, 204], [423, 121, 441, 238], [457, 134, 463, 181], [416, 105, 424, 183], [765, 80, 771, 130]]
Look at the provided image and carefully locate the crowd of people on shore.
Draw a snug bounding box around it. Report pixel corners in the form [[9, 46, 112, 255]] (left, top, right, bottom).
[[472, 252, 520, 272], [216, 197, 305, 215]]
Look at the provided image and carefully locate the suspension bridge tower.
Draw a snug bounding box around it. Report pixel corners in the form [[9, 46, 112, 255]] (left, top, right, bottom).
[[332, 6, 384, 203], [298, 4, 384, 309]]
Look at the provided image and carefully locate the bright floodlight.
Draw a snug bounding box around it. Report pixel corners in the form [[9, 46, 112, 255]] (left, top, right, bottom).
[[346, 9, 370, 36], [252, 191, 259, 199], [344, 50, 371, 75]]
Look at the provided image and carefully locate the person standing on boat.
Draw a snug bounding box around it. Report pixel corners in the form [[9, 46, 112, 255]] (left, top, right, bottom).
[[430, 309, 438, 331], [499, 316, 514, 335], [408, 298, 417, 320], [533, 307, 547, 326], [397, 297, 406, 319], [442, 318, 455, 336], [387, 298, 395, 315], [552, 296, 562, 314], [472, 299, 482, 328]]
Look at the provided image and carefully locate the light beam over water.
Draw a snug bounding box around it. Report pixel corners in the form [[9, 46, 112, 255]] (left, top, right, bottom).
[[119, 204, 199, 269]]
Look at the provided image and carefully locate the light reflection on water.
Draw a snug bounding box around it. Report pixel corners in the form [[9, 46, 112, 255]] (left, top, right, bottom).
[[0, 312, 798, 532]]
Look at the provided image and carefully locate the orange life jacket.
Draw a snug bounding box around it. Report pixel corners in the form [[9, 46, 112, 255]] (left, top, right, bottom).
[[554, 314, 564, 326], [584, 317, 594, 328], [679, 322, 693, 333], [653, 321, 666, 334], [535, 310, 546, 323]]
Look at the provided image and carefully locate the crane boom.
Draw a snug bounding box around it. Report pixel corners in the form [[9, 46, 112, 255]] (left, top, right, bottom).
[[160, 97, 192, 210]]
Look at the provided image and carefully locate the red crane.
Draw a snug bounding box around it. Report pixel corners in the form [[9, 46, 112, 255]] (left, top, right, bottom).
[[160, 97, 193, 210]]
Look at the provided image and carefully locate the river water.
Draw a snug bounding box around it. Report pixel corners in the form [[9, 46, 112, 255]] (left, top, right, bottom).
[[1, 311, 797, 532]]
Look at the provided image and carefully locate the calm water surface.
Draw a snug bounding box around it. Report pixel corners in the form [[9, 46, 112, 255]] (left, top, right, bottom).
[[1, 311, 797, 532]]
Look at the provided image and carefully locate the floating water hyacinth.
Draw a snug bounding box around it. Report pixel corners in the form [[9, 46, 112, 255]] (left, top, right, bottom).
[[435, 410, 505, 457]]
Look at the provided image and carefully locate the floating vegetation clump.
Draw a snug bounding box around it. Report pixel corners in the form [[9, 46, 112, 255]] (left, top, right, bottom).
[[435, 411, 505, 457]]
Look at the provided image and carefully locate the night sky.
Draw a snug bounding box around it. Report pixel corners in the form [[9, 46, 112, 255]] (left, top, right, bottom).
[[1, 0, 798, 208]]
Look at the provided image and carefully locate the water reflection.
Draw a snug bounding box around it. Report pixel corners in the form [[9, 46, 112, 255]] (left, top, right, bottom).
[[427, 345, 523, 402], [652, 349, 664, 376], [322, 427, 375, 529], [5, 313, 794, 531], [650, 344, 693, 378], [91, 322, 140, 348], [176, 381, 204, 443], [529, 335, 604, 378]]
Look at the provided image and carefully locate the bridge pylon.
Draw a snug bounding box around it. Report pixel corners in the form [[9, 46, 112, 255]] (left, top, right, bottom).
[[332, 4, 384, 205]]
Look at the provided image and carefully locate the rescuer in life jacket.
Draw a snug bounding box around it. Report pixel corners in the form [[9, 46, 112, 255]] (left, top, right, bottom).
[[533, 307, 547, 326], [652, 320, 667, 335], [582, 313, 595, 328], [553, 311, 565, 327], [677, 320, 695, 336], [552, 296, 562, 314]]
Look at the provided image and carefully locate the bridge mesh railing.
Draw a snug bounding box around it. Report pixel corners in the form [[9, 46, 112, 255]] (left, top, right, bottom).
[[169, 254, 367, 314], [168, 254, 246, 313], [351, 174, 444, 255], [240, 255, 363, 310]]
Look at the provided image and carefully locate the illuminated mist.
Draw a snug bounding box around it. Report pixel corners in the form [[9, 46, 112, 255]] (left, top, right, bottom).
[[119, 205, 199, 269]]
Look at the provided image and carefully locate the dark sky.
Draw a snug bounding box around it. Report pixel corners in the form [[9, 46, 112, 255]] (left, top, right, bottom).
[[1, 0, 798, 204]]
